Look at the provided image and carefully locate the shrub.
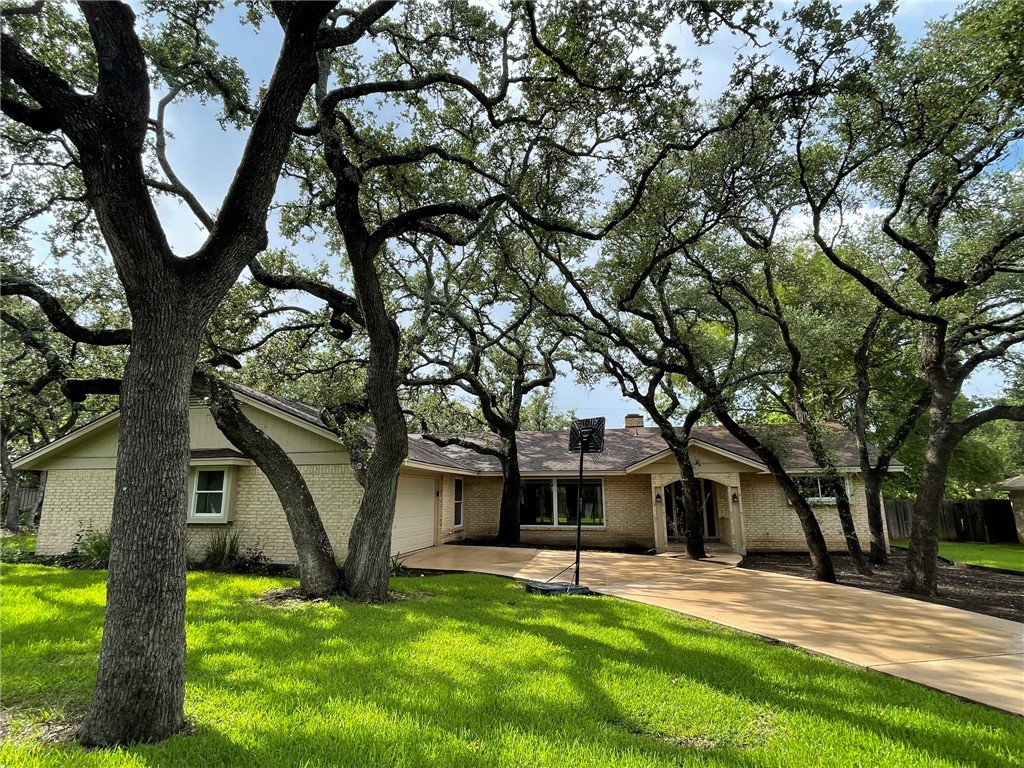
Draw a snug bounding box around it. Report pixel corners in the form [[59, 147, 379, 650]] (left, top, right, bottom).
[[200, 529, 242, 570], [390, 552, 411, 577], [0, 534, 38, 563], [238, 540, 269, 572], [69, 528, 112, 569], [196, 531, 273, 574]]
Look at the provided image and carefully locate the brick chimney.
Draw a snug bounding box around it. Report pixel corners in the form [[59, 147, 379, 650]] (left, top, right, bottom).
[[623, 413, 645, 430]]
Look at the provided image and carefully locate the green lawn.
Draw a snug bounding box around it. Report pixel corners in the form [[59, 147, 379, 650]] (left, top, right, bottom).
[[0, 533, 37, 561], [893, 540, 1024, 572], [1, 564, 1021, 768]]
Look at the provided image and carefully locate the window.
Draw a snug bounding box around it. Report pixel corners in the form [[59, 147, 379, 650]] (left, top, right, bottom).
[[454, 478, 464, 528], [557, 480, 604, 526], [521, 479, 604, 527], [521, 480, 554, 525], [189, 468, 230, 523], [793, 475, 846, 505]]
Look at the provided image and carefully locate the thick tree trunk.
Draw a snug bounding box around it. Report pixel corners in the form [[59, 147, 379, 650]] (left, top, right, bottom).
[[341, 243, 408, 602], [900, 392, 956, 595], [833, 483, 870, 574], [863, 469, 887, 564], [78, 315, 199, 745], [792, 417, 868, 574], [2, 439, 22, 532], [670, 444, 706, 560], [787, 492, 837, 582], [344, 413, 406, 601], [197, 372, 341, 597], [496, 435, 522, 545]]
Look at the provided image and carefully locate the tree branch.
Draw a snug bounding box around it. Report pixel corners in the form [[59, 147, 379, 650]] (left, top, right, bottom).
[[1, 275, 132, 346], [248, 257, 364, 328], [315, 1, 396, 49], [953, 404, 1024, 440]]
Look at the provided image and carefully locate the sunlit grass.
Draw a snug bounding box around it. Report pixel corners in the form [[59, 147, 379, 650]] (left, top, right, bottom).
[[893, 540, 1024, 572], [2, 563, 1021, 767]]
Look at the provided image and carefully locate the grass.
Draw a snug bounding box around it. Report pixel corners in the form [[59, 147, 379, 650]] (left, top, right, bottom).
[[1, 563, 1022, 768], [0, 533, 37, 562], [893, 540, 1024, 572]]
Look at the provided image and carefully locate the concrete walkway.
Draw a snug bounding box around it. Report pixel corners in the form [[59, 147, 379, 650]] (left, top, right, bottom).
[[401, 544, 1024, 715]]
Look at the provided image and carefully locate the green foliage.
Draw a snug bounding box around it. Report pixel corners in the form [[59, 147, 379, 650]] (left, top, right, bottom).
[[194, 530, 270, 574], [519, 389, 575, 432], [69, 529, 112, 570], [0, 260, 127, 459], [2, 566, 1021, 766], [199, 529, 241, 569], [389, 552, 411, 578], [0, 534, 37, 563], [885, 396, 1021, 499], [404, 388, 482, 436]]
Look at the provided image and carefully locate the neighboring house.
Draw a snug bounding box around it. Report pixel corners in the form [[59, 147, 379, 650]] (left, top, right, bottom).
[[14, 386, 896, 561], [1000, 475, 1024, 544]]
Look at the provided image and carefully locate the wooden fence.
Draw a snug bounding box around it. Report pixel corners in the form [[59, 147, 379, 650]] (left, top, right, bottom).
[[884, 498, 1018, 543], [0, 482, 44, 524]]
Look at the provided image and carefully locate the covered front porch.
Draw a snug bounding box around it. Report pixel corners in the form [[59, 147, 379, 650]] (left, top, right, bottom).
[[647, 471, 746, 554]]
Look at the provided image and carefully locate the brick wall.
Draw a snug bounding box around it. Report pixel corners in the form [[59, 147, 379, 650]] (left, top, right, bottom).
[[186, 464, 362, 563], [463, 477, 502, 538], [35, 461, 884, 559], [462, 474, 657, 548], [35, 469, 117, 555], [438, 474, 465, 543], [35, 464, 364, 564], [739, 473, 874, 552]]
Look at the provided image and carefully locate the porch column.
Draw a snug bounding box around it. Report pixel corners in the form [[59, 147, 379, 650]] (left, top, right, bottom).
[[730, 481, 746, 555], [651, 475, 668, 552]]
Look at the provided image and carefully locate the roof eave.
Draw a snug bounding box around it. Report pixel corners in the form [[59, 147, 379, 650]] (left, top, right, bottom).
[[11, 410, 121, 470]]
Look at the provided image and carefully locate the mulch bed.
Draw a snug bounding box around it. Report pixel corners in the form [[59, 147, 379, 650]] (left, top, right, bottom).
[[740, 549, 1024, 624]]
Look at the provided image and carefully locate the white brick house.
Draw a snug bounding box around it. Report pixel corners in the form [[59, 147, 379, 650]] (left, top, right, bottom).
[[14, 388, 893, 561]]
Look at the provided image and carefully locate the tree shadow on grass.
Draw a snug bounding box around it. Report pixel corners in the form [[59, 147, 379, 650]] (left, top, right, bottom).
[[181, 574, 1023, 767], [3, 570, 1021, 767]]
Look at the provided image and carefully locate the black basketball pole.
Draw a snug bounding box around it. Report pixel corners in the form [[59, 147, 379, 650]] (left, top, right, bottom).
[[574, 429, 588, 586]]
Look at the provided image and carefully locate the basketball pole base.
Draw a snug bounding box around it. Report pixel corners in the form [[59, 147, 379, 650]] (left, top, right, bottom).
[[524, 581, 593, 596]]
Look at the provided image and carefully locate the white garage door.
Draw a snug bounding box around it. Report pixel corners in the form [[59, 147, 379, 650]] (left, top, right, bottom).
[[391, 476, 436, 555]]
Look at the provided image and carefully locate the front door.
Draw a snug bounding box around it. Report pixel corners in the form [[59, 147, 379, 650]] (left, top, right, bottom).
[[664, 479, 718, 542]]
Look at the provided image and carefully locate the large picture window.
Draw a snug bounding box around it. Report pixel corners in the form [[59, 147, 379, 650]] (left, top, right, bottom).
[[521, 480, 554, 525], [521, 479, 604, 527]]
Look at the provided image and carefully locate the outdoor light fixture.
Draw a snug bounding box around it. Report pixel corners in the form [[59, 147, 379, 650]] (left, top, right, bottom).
[[732, 492, 739, 503], [655, 492, 662, 503]]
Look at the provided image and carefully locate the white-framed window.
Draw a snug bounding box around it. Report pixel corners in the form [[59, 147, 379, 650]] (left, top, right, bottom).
[[188, 468, 232, 523], [454, 477, 464, 528], [521, 478, 605, 527], [792, 475, 848, 505]]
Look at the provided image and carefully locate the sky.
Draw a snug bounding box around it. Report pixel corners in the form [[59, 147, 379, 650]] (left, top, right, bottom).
[[41, 1, 1009, 425]]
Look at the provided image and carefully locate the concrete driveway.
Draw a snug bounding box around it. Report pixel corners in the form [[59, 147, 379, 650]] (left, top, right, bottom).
[[401, 544, 1024, 715]]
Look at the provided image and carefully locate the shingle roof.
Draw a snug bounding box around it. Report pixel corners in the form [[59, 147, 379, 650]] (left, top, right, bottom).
[[1001, 475, 1024, 490], [228, 383, 328, 432], [22, 383, 889, 477], [407, 422, 892, 475], [214, 387, 902, 475]]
